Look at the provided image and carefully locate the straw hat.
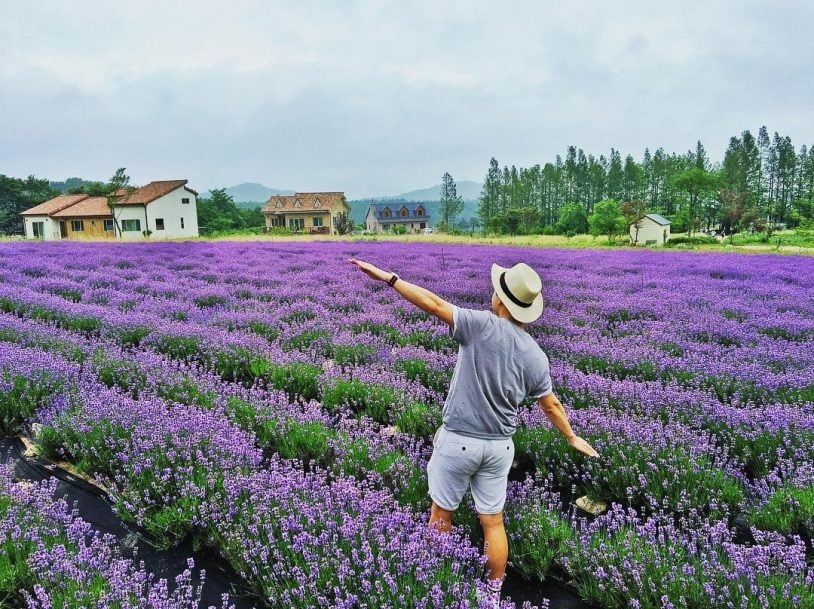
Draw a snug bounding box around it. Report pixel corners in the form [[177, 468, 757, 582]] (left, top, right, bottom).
[[490, 262, 544, 324]]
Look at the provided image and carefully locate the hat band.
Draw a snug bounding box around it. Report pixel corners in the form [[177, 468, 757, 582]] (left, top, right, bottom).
[[499, 271, 532, 308]]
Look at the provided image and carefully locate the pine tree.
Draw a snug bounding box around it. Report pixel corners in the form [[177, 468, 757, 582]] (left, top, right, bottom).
[[607, 149, 624, 202], [478, 158, 501, 232], [439, 172, 464, 231]]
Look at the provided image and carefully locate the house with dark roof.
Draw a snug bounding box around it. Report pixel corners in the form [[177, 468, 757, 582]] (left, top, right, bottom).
[[262, 192, 349, 235], [20, 180, 199, 240], [629, 213, 671, 245], [365, 202, 430, 233]]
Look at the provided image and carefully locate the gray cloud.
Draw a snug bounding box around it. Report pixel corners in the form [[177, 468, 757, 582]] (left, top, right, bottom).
[[0, 0, 811, 198]]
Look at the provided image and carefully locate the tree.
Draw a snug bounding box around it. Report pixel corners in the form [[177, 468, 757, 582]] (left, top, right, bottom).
[[467, 217, 480, 236], [620, 199, 646, 243], [588, 199, 626, 243], [555, 203, 589, 236], [439, 172, 464, 230], [196, 188, 246, 234], [478, 158, 501, 232], [106, 168, 131, 236], [335, 212, 353, 235], [671, 167, 719, 236], [607, 149, 624, 201], [0, 175, 57, 235]]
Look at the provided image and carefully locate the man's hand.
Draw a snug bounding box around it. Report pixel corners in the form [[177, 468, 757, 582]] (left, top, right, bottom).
[[567, 435, 600, 458], [348, 258, 392, 282]]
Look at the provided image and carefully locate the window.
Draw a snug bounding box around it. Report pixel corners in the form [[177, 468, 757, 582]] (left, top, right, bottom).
[[420, 222, 426, 229], [70, 220, 84, 232], [122, 219, 141, 232], [91, 220, 96, 227], [182, 198, 190, 204], [32, 221, 44, 238], [382, 209, 391, 218], [417, 208, 424, 216], [400, 208, 408, 217], [103, 219, 114, 232], [312, 216, 323, 227], [289, 218, 304, 231], [180, 217, 185, 229], [155, 218, 165, 230]]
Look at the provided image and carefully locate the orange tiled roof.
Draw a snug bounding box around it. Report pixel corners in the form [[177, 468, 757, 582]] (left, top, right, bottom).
[[115, 180, 197, 205], [21, 194, 89, 216], [52, 196, 112, 218], [263, 192, 346, 213]]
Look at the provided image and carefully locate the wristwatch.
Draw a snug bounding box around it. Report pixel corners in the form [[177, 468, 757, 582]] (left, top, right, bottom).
[[388, 273, 399, 287]]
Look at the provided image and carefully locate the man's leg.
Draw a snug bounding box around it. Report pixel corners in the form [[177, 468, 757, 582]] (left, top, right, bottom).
[[478, 511, 508, 581], [429, 500, 454, 533]]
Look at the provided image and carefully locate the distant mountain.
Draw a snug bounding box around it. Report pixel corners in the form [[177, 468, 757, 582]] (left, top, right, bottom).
[[205, 183, 294, 203], [384, 180, 482, 202]]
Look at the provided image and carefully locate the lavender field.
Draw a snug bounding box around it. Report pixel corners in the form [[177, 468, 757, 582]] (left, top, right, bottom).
[[0, 240, 813, 609]]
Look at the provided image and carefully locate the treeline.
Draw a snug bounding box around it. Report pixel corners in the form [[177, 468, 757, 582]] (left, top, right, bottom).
[[0, 175, 57, 235], [477, 127, 814, 235], [197, 188, 264, 234]]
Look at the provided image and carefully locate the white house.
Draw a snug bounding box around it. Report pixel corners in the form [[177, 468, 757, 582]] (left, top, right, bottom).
[[110, 180, 199, 240], [21, 194, 89, 240], [630, 213, 671, 245], [21, 180, 199, 241]]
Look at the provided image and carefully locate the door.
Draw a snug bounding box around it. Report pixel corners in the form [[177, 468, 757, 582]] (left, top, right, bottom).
[[59, 221, 67, 238]]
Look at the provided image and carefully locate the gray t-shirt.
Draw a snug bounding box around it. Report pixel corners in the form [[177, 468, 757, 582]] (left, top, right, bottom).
[[441, 305, 553, 439]]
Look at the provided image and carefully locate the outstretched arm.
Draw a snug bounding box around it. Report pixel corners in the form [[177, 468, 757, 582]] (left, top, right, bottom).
[[348, 258, 453, 326], [538, 392, 600, 458]]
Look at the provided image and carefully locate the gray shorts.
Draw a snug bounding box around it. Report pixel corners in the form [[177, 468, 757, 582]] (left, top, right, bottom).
[[427, 426, 515, 515]]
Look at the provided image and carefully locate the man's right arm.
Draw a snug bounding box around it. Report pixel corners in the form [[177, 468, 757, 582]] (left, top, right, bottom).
[[538, 393, 600, 458], [538, 392, 576, 441]]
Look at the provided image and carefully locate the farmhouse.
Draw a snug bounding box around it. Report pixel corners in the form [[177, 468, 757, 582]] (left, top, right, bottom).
[[21, 194, 90, 240], [110, 180, 199, 240], [365, 202, 430, 233], [262, 192, 349, 235], [630, 213, 671, 245], [21, 180, 200, 240]]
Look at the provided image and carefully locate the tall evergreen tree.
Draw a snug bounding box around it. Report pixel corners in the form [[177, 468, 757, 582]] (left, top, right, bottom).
[[478, 158, 501, 232], [607, 149, 624, 202], [439, 172, 464, 230]]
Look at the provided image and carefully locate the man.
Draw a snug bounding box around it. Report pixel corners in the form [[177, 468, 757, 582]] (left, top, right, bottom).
[[348, 257, 599, 606]]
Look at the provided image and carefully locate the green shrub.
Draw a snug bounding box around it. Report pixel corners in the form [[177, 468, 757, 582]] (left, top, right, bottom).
[[321, 379, 400, 423], [0, 371, 68, 435], [395, 402, 440, 438], [264, 362, 322, 401], [749, 484, 814, 536], [394, 358, 450, 393]]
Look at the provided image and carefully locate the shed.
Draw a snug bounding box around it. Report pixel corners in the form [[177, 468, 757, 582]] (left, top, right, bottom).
[[630, 213, 671, 245]]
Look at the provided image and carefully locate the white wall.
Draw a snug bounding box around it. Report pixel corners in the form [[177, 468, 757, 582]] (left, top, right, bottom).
[[112, 205, 149, 241], [630, 219, 670, 245], [144, 187, 199, 239], [112, 187, 199, 240], [23, 216, 61, 240]]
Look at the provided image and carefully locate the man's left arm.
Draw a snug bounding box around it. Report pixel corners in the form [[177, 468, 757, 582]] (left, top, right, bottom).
[[348, 258, 453, 326]]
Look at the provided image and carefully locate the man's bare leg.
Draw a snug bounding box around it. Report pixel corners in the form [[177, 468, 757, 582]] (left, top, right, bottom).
[[429, 501, 454, 533], [479, 512, 508, 581]]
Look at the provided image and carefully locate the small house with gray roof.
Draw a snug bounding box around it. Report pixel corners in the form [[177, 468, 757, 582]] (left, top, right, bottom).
[[365, 202, 430, 233], [630, 213, 671, 245]]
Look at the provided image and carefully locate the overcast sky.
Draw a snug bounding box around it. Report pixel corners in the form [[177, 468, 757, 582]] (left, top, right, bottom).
[[1, 1, 812, 199]]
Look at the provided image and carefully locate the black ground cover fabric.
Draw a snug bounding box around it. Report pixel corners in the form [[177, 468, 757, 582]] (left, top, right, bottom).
[[0, 437, 258, 609]]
